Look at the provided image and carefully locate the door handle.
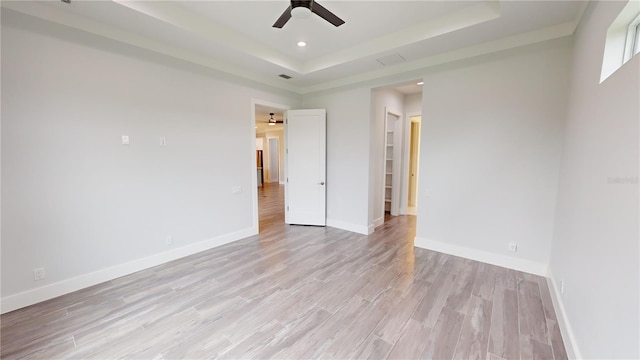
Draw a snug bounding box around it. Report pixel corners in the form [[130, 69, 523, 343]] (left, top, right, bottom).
[[318, 182, 325, 185]]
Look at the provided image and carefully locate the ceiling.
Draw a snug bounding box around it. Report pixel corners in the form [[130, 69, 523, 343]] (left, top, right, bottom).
[[255, 104, 284, 133], [3, 1, 586, 94]]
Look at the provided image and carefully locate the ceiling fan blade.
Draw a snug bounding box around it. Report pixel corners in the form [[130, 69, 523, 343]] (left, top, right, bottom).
[[311, 1, 345, 27], [273, 5, 292, 28]]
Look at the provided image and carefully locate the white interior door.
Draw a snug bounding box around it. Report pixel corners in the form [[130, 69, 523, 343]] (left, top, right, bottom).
[[285, 109, 326, 226]]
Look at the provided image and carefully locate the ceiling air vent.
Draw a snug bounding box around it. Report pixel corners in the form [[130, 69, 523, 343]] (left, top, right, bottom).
[[279, 74, 292, 79], [376, 54, 406, 67]]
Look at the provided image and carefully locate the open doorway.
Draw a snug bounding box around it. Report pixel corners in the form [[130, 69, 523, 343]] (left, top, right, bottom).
[[407, 115, 421, 215], [372, 81, 422, 229], [251, 100, 290, 233]]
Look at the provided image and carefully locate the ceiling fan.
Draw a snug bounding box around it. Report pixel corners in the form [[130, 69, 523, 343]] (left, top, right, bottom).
[[273, 0, 345, 28], [268, 113, 284, 126]]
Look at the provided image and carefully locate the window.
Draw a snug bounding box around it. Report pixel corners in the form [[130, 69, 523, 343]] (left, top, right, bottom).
[[600, 2, 640, 83], [623, 12, 640, 62]]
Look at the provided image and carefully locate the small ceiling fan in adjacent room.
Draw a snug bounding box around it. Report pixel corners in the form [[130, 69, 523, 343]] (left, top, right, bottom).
[[268, 113, 284, 126], [273, 0, 345, 28]]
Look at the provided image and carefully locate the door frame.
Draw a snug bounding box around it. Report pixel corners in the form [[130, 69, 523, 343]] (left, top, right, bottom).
[[250, 99, 291, 233]]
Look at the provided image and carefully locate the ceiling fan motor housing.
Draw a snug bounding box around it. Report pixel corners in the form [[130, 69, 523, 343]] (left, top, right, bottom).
[[291, 1, 313, 10], [291, 1, 313, 19], [273, 0, 343, 28]]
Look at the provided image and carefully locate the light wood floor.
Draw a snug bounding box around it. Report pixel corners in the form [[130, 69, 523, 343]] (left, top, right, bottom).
[[1, 183, 567, 359]]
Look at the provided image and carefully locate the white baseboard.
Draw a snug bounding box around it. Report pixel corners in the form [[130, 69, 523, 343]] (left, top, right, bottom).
[[327, 218, 369, 235], [367, 216, 385, 234], [0, 227, 258, 314], [413, 236, 548, 276], [546, 272, 582, 360], [366, 224, 375, 234]]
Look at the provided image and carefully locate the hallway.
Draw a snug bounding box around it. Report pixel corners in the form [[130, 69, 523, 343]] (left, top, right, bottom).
[[257, 183, 285, 232]]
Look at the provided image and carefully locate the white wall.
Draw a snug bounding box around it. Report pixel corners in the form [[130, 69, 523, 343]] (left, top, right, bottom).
[[414, 39, 572, 275], [369, 88, 405, 229], [549, 2, 639, 359], [404, 93, 422, 116], [1, 10, 299, 311], [302, 88, 371, 234]]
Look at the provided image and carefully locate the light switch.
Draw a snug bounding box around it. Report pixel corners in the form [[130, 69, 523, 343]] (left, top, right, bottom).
[[122, 135, 130, 145], [160, 137, 167, 147], [232, 186, 242, 194]]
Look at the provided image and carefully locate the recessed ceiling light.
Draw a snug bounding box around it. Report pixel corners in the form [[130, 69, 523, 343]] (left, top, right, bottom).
[[417, 81, 424, 85], [297, 41, 307, 47]]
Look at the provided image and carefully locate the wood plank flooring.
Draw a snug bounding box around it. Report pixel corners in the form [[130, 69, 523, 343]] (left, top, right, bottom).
[[1, 183, 567, 359]]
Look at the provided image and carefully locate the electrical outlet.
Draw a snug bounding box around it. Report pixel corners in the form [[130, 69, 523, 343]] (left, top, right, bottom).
[[165, 236, 173, 246], [33, 268, 45, 281], [232, 186, 242, 194], [508, 242, 518, 252]]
